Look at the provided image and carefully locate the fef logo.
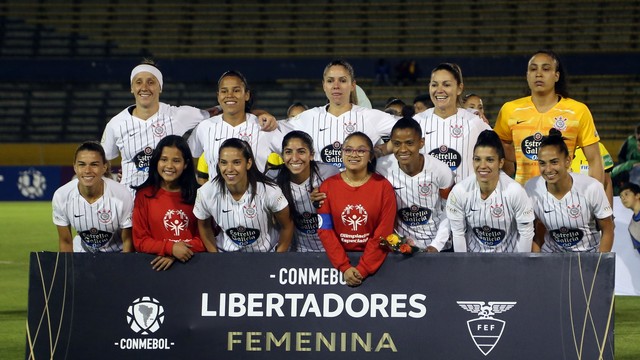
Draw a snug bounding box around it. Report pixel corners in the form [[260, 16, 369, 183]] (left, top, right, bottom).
[[457, 301, 516, 356], [127, 297, 165, 335]]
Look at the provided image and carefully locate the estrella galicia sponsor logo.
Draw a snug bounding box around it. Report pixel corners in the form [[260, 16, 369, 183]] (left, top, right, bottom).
[[398, 205, 432, 226], [521, 132, 543, 161], [115, 297, 174, 350], [295, 211, 319, 234], [226, 226, 260, 247], [549, 227, 584, 248], [79, 228, 112, 251], [428, 145, 462, 171], [321, 141, 343, 169], [472, 226, 506, 247], [457, 301, 516, 356], [134, 146, 154, 172]]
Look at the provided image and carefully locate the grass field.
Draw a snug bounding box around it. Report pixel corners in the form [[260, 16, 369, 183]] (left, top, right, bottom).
[[1, 201, 639, 359]]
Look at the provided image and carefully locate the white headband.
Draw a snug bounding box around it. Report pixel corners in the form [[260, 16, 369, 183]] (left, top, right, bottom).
[[130, 64, 163, 89]]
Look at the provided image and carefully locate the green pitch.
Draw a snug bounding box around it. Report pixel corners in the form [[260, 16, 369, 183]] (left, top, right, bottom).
[[0, 202, 639, 359]]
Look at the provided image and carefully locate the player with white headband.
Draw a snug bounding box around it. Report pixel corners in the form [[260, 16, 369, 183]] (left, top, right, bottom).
[[101, 60, 277, 193]]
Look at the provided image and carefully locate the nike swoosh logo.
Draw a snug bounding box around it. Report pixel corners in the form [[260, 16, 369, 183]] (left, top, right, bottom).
[[129, 133, 136, 137], [74, 214, 84, 218], [425, 131, 436, 135], [222, 209, 232, 213], [516, 120, 527, 124], [393, 187, 404, 190], [319, 128, 330, 132], [215, 137, 225, 141], [544, 209, 554, 213], [470, 208, 479, 211]]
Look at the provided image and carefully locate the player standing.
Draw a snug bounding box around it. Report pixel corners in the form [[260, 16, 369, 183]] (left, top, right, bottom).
[[446, 130, 535, 252], [53, 141, 133, 253], [524, 130, 613, 252]]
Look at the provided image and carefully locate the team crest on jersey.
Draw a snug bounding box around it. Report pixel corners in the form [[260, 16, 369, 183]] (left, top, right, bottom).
[[97, 208, 112, 223], [450, 123, 464, 138], [163, 209, 189, 236], [418, 182, 433, 196], [341, 204, 368, 231], [152, 121, 166, 137], [490, 204, 504, 218], [238, 132, 252, 143], [553, 116, 568, 131], [243, 204, 257, 218], [428, 145, 462, 171], [321, 142, 343, 169], [457, 301, 516, 356], [567, 204, 581, 218], [521, 132, 544, 161], [343, 120, 356, 134], [473, 226, 506, 246]]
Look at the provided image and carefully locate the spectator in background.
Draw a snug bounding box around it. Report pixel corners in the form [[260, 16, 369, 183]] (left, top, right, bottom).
[[413, 93, 432, 114], [446, 130, 535, 252], [619, 182, 640, 255], [317, 132, 396, 287], [463, 93, 489, 125], [194, 139, 293, 252], [612, 124, 640, 192], [571, 143, 615, 206], [383, 97, 406, 116], [494, 50, 604, 186], [188, 70, 283, 176], [374, 58, 392, 86], [525, 129, 613, 253], [396, 59, 420, 86], [53, 141, 133, 253], [411, 63, 491, 182], [132, 135, 206, 271], [287, 102, 308, 119]]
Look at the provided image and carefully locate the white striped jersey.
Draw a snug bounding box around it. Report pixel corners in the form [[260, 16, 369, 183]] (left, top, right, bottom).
[[446, 172, 535, 252], [52, 178, 133, 253], [525, 173, 613, 252], [101, 102, 209, 192], [388, 154, 454, 250], [413, 108, 491, 183], [193, 181, 288, 252], [188, 113, 284, 175], [283, 105, 396, 170], [267, 163, 340, 252]]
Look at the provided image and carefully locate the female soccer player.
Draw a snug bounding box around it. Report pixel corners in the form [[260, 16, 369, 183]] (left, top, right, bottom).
[[194, 138, 293, 252], [101, 62, 276, 192], [524, 129, 614, 252], [267, 131, 340, 252], [52, 141, 133, 253], [412, 63, 492, 182], [317, 132, 396, 287], [132, 135, 206, 271], [188, 70, 284, 175], [284, 60, 397, 169], [494, 50, 603, 185], [446, 130, 535, 252], [388, 115, 455, 252]]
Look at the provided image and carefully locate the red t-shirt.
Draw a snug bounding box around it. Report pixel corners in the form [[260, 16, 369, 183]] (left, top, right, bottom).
[[133, 187, 206, 256], [317, 173, 396, 279]]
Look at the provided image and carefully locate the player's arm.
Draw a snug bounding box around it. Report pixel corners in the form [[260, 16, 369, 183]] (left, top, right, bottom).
[[446, 191, 467, 252], [57, 225, 74, 252], [582, 142, 605, 185], [252, 109, 278, 131], [532, 219, 546, 252], [597, 216, 614, 252], [120, 228, 133, 253], [198, 218, 218, 252], [502, 141, 516, 177], [274, 206, 294, 252]]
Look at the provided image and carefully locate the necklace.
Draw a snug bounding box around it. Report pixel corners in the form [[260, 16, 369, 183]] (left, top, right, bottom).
[[343, 172, 371, 187]]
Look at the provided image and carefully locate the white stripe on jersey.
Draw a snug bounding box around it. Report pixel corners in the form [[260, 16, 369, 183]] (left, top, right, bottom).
[[413, 108, 491, 183], [447, 172, 535, 252], [101, 102, 209, 192], [525, 173, 613, 252], [188, 113, 283, 176], [267, 163, 340, 252], [389, 155, 454, 250], [193, 181, 288, 252], [52, 178, 133, 253], [283, 105, 396, 170]]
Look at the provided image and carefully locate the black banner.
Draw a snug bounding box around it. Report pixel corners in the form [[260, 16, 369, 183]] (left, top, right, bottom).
[[26, 252, 615, 359]]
